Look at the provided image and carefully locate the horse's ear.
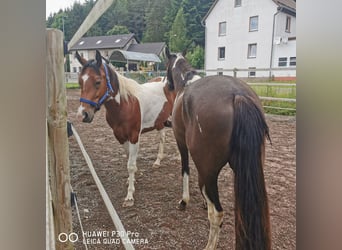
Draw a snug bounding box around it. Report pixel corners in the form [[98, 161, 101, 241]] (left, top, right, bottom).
[[95, 50, 102, 67], [75, 51, 87, 66], [182, 48, 187, 57], [165, 46, 171, 59]]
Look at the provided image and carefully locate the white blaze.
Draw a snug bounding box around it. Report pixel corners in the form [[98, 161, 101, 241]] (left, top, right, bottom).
[[81, 74, 89, 91], [76, 105, 85, 121]]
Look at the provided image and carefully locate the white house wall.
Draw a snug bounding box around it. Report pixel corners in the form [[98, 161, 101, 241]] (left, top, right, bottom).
[[271, 11, 296, 77]]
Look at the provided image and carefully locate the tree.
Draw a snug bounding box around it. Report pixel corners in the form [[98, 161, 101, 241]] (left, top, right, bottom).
[[106, 25, 130, 35], [142, 0, 170, 42], [186, 45, 204, 69], [169, 7, 191, 52], [182, 0, 215, 47], [163, 0, 182, 42], [126, 0, 147, 40]]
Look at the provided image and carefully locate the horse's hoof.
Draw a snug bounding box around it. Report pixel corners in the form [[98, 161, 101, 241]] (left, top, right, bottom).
[[152, 162, 160, 168], [122, 199, 134, 207], [178, 200, 187, 210]]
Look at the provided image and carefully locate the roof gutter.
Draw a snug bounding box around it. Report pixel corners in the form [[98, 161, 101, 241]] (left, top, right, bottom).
[[269, 7, 282, 79]]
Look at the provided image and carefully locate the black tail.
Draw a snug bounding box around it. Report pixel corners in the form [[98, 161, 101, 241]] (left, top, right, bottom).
[[229, 95, 271, 250]]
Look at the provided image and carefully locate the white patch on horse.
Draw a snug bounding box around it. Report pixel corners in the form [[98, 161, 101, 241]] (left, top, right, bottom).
[[114, 91, 120, 104], [76, 105, 85, 121], [124, 142, 139, 207], [134, 81, 168, 130], [196, 115, 203, 133], [182, 173, 190, 203], [81, 74, 89, 91], [173, 54, 184, 69], [186, 75, 201, 86]]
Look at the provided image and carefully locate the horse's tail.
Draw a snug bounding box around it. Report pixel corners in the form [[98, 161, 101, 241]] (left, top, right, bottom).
[[229, 94, 271, 250]]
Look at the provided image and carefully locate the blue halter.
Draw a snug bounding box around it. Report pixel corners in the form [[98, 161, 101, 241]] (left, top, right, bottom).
[[80, 63, 114, 111]]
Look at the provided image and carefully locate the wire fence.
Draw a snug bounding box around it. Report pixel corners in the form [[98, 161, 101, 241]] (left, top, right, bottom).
[[65, 68, 296, 115]]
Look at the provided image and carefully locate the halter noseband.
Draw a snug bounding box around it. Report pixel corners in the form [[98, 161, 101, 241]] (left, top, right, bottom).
[[80, 63, 114, 111]]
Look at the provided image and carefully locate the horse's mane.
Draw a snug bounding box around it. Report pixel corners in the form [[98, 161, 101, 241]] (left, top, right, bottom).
[[109, 66, 142, 102]]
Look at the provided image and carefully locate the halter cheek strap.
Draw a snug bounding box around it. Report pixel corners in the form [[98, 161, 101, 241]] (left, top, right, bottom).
[[80, 63, 114, 111]]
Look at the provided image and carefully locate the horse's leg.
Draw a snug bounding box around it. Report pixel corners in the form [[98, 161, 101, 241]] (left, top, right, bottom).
[[201, 179, 223, 250], [177, 142, 190, 210], [123, 141, 139, 207], [198, 176, 207, 210], [153, 128, 165, 167]]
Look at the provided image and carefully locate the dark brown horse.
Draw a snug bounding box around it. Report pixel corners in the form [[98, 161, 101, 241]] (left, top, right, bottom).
[[165, 49, 271, 250], [75, 50, 176, 207]]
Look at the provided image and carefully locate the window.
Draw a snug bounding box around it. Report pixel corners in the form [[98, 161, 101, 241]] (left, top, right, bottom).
[[219, 22, 227, 36], [278, 57, 288, 67], [247, 44, 257, 58], [73, 67, 77, 73], [218, 47, 225, 60], [286, 16, 291, 32], [235, 0, 241, 7], [249, 16, 258, 31], [248, 67, 256, 77], [289, 57, 296, 66]]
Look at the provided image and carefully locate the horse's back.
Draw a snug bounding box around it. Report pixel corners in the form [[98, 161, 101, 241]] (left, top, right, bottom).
[[185, 75, 257, 103], [181, 75, 260, 167], [183, 75, 257, 119]]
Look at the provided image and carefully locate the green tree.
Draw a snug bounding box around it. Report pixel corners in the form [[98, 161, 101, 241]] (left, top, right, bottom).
[[142, 0, 170, 42], [106, 25, 130, 35], [163, 0, 182, 42], [182, 0, 214, 47], [169, 7, 191, 52], [186, 45, 204, 69], [126, 0, 147, 40]]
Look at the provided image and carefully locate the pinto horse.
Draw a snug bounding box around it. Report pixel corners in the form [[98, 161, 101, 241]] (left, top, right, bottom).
[[165, 49, 271, 250], [75, 50, 175, 207]]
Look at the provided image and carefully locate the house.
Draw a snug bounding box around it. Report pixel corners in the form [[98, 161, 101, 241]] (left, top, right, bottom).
[[202, 0, 296, 79], [68, 34, 166, 72]]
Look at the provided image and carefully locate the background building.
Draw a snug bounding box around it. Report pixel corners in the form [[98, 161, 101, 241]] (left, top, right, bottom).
[[203, 0, 296, 79], [68, 34, 166, 72]]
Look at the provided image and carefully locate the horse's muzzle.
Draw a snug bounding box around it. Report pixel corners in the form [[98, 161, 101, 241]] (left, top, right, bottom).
[[82, 111, 93, 123], [76, 105, 94, 123]]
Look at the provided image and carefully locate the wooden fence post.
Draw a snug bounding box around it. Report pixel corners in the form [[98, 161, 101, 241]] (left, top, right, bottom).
[[46, 28, 73, 250]]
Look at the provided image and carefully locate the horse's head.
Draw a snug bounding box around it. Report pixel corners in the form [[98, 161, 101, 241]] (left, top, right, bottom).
[[165, 47, 194, 92], [75, 50, 115, 123]]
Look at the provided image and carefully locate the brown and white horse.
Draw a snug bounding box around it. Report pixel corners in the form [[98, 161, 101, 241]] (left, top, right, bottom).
[[75, 50, 175, 207], [165, 49, 271, 250]]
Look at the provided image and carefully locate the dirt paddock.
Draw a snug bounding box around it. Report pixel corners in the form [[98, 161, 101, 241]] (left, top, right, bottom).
[[67, 89, 296, 250]]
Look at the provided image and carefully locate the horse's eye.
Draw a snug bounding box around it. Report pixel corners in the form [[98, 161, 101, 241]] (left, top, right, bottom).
[[95, 81, 101, 88]]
